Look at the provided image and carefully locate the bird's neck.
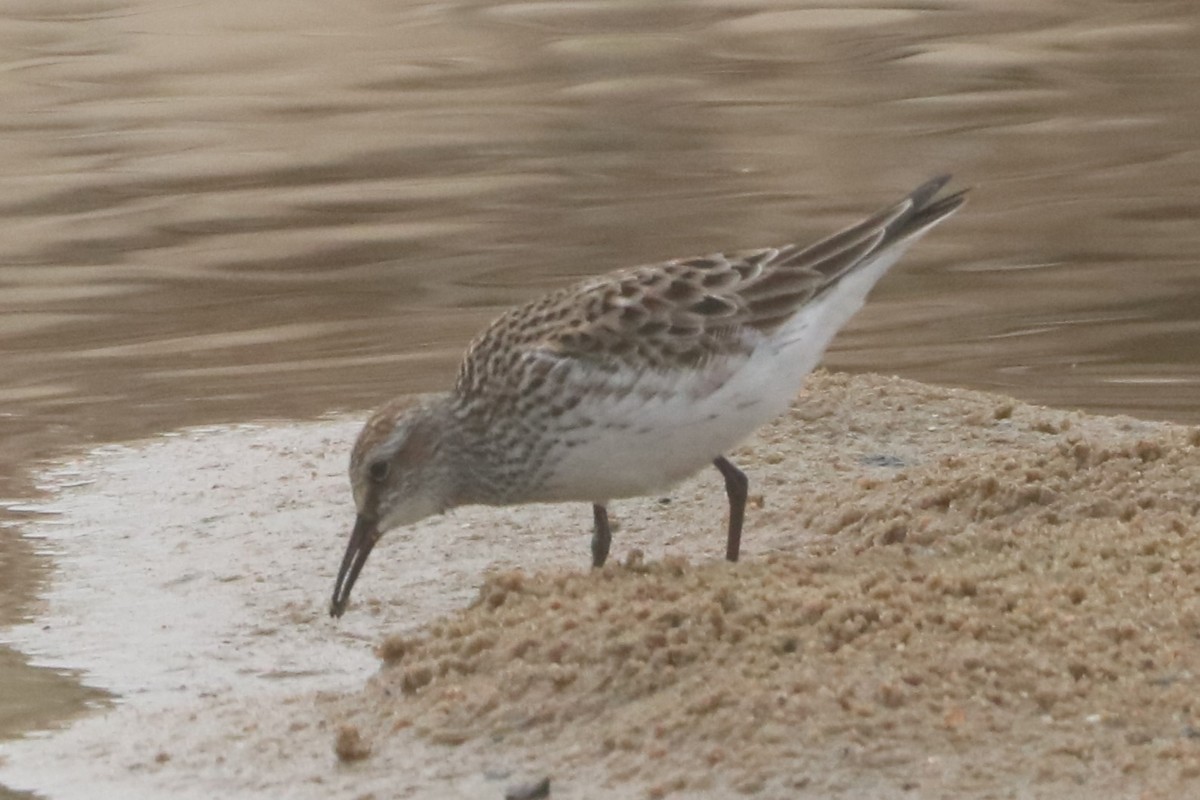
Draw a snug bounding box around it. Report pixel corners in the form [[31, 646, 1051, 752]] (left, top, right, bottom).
[[440, 392, 522, 508]]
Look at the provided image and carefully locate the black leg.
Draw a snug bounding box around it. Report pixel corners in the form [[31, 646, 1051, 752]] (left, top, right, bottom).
[[713, 456, 749, 561], [592, 503, 611, 567]]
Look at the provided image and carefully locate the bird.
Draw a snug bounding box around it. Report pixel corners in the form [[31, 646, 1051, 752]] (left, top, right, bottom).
[[330, 175, 966, 617]]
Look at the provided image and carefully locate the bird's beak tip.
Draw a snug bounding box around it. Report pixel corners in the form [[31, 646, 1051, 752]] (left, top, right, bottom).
[[330, 513, 379, 619]]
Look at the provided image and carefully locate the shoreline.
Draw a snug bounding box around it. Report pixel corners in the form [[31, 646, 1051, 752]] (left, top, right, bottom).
[[2, 372, 1198, 799]]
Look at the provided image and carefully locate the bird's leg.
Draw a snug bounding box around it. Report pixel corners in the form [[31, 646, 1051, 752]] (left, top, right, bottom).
[[591, 503, 612, 567], [713, 456, 749, 561]]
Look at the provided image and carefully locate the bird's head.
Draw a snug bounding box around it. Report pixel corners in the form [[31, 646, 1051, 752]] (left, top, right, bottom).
[[330, 394, 456, 617]]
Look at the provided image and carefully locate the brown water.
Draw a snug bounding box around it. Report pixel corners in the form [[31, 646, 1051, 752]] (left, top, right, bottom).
[[1, 0, 1198, 780]]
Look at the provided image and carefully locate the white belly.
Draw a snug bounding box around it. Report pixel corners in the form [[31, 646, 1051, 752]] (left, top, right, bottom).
[[533, 314, 823, 503], [533, 370, 777, 503]]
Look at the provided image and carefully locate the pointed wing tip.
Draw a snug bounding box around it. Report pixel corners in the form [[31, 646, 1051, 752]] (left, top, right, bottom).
[[908, 174, 958, 208], [892, 178, 968, 242]]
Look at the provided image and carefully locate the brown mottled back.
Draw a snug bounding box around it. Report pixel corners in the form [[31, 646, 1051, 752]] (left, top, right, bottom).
[[456, 176, 965, 402]]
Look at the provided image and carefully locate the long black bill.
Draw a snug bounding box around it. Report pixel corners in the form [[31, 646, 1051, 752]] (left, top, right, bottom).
[[330, 514, 379, 618]]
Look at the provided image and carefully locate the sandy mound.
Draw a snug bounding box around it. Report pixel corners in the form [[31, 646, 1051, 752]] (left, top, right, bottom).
[[328, 373, 1200, 799]]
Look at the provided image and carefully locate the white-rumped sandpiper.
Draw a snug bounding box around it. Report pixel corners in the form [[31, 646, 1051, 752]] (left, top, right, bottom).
[[331, 175, 965, 617]]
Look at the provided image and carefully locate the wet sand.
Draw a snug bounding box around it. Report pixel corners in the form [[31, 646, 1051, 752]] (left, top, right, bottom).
[[2, 372, 1199, 798]]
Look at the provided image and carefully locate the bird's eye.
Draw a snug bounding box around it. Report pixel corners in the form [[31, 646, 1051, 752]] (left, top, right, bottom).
[[368, 460, 389, 482]]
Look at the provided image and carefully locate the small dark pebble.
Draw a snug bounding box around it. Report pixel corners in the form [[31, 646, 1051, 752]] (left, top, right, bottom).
[[861, 453, 906, 468], [504, 776, 550, 800]]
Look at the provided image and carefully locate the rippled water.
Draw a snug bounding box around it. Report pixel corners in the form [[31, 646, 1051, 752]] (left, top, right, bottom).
[[2, 0, 1198, 771]]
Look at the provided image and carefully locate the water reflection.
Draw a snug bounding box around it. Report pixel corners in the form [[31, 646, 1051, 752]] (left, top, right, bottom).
[[1, 0, 1199, 773]]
